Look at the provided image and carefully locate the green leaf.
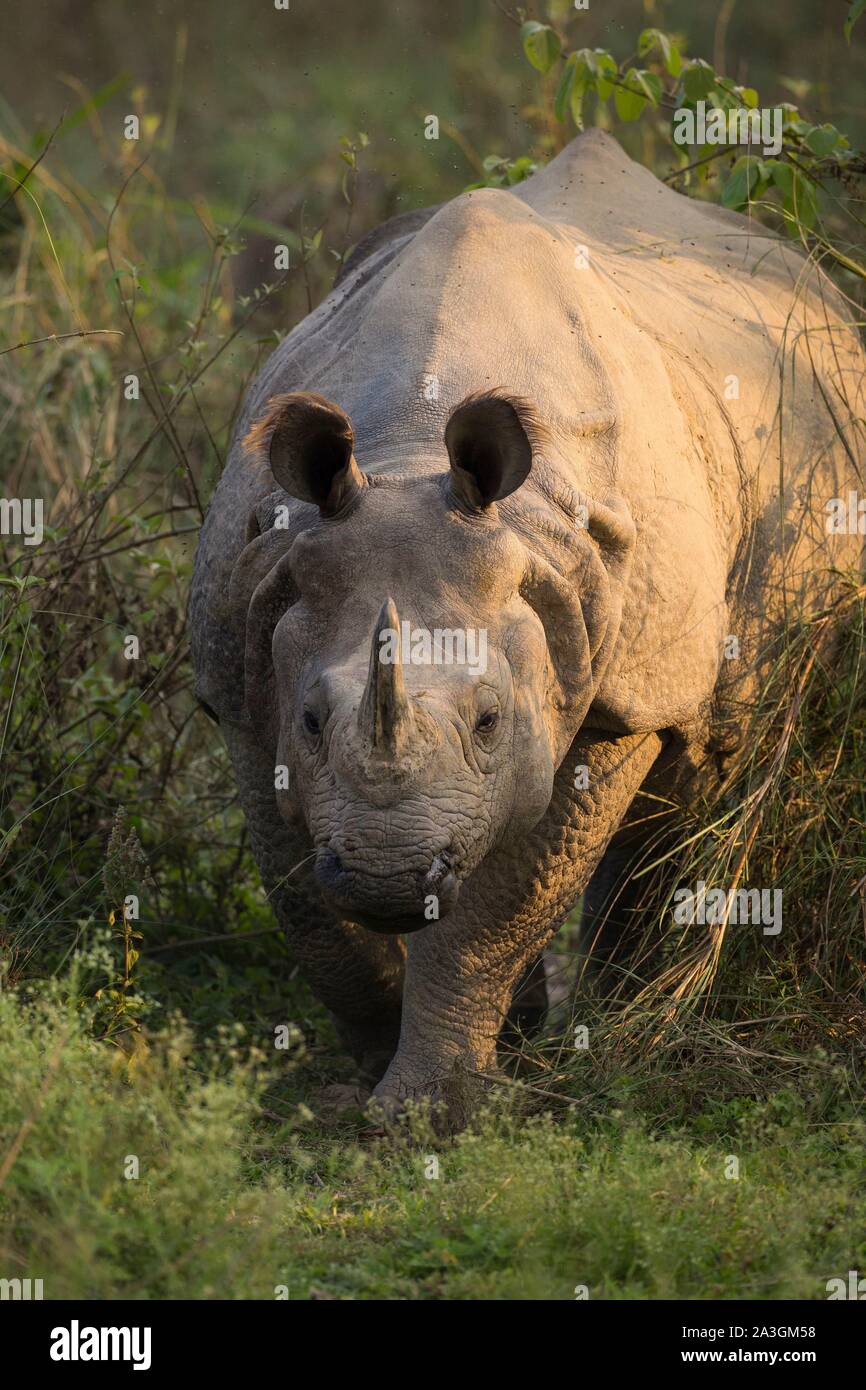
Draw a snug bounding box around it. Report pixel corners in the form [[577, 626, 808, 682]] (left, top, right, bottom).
[[506, 157, 536, 185], [803, 124, 841, 159], [632, 69, 662, 107], [767, 161, 819, 232], [554, 56, 577, 123], [710, 77, 740, 111], [844, 0, 866, 43], [570, 76, 588, 130], [568, 47, 618, 99], [638, 27, 682, 77], [521, 21, 561, 75], [614, 82, 644, 123], [683, 59, 717, 103], [593, 50, 619, 101], [665, 41, 683, 78], [790, 171, 818, 232], [555, 49, 614, 127], [721, 155, 765, 211], [614, 68, 661, 122]]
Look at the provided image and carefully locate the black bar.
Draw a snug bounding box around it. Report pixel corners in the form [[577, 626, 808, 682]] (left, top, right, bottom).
[[6, 1298, 863, 1373]]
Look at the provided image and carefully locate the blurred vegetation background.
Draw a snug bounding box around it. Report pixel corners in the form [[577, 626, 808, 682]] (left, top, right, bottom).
[[0, 0, 864, 1300], [4, 0, 865, 316]]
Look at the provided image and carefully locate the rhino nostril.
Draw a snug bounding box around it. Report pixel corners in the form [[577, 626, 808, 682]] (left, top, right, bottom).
[[314, 847, 345, 891]]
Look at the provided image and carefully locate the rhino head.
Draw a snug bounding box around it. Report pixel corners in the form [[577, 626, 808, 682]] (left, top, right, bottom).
[[240, 390, 633, 934]]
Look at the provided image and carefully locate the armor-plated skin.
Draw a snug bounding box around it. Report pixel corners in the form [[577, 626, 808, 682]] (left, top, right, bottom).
[[190, 131, 864, 1122]]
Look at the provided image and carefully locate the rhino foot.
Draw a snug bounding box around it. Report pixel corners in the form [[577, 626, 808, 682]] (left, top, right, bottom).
[[314, 1082, 372, 1116], [367, 1061, 493, 1135]]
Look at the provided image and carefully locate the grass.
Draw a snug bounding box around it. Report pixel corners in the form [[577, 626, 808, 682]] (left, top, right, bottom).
[[1, 21, 865, 1299], [2, 973, 864, 1300]]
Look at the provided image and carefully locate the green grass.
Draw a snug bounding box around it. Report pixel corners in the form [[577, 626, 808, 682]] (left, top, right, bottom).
[[2, 973, 864, 1301]]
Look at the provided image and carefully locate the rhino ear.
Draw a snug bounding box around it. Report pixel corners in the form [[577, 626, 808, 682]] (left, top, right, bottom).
[[244, 392, 366, 516], [444, 390, 537, 510]]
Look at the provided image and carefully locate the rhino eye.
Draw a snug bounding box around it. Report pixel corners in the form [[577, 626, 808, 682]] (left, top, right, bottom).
[[475, 709, 499, 735], [303, 708, 321, 736]]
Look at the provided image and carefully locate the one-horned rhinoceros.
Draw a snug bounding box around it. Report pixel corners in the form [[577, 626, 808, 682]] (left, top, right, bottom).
[[190, 130, 864, 1123]]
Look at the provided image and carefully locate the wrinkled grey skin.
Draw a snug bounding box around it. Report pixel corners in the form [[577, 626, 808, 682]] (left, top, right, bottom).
[[190, 132, 864, 1125]]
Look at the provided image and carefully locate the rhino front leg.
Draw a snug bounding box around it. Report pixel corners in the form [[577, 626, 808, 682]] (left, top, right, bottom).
[[280, 912, 406, 1082], [370, 730, 663, 1126]]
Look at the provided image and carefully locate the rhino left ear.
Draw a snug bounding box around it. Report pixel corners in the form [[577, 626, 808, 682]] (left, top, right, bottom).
[[444, 390, 538, 510], [244, 391, 366, 517]]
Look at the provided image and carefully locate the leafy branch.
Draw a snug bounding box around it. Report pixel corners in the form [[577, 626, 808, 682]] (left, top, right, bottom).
[[483, 7, 866, 286]]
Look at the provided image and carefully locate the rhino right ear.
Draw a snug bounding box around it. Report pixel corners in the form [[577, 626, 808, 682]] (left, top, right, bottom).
[[244, 392, 366, 516], [444, 390, 539, 511]]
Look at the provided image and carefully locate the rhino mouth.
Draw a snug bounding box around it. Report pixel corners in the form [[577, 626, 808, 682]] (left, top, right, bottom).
[[314, 846, 459, 934]]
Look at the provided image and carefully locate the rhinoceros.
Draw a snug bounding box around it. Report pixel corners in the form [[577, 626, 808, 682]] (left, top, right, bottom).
[[190, 130, 864, 1122]]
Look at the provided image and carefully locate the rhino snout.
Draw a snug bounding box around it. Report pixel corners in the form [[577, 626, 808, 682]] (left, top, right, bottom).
[[314, 845, 458, 934]]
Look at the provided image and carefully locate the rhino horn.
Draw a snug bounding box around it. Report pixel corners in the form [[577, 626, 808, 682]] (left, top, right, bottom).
[[359, 597, 415, 752]]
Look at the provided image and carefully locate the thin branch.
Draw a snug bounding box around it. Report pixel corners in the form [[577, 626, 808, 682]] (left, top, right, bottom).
[[0, 329, 122, 357]]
